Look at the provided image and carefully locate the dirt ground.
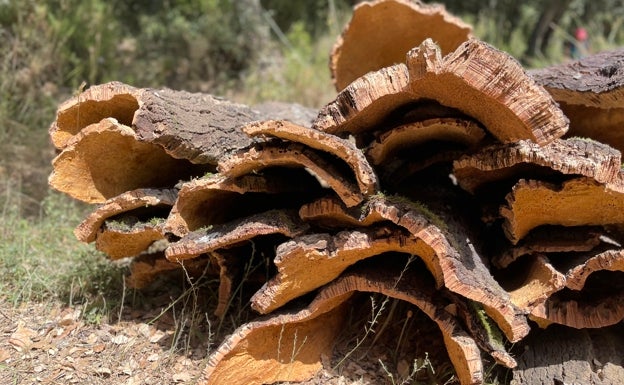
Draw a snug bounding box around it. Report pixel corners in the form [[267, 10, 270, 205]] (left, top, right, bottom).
[[0, 276, 460, 385]]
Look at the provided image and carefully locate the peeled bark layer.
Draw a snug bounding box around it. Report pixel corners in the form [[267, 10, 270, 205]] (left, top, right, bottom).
[[501, 177, 624, 244], [205, 265, 484, 385], [49, 82, 141, 149], [330, 0, 472, 91], [218, 143, 363, 207], [367, 118, 485, 166], [95, 219, 167, 259], [251, 225, 442, 314], [75, 188, 177, 243], [164, 172, 316, 237], [316, 39, 569, 146], [165, 210, 308, 261], [493, 226, 606, 269], [530, 48, 624, 152], [49, 118, 203, 204], [243, 120, 379, 196], [297, 194, 528, 342], [453, 138, 622, 194], [127, 253, 214, 289]]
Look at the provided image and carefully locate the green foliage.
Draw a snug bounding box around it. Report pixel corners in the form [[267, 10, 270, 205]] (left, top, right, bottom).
[[0, 191, 124, 316]]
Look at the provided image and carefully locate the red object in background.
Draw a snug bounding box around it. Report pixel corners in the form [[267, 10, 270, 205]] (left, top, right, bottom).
[[575, 27, 588, 42]]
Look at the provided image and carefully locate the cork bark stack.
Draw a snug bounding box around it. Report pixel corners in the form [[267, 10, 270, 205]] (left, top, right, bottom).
[[47, 1, 624, 384]]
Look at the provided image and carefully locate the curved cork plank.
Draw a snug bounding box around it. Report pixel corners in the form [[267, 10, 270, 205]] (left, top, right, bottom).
[[501, 177, 624, 245], [202, 292, 352, 385], [530, 48, 624, 152], [95, 217, 167, 259], [315, 38, 569, 145], [250, 225, 443, 314], [243, 120, 379, 196], [296, 194, 528, 342], [218, 143, 363, 207], [453, 138, 622, 194], [165, 171, 319, 237], [367, 118, 485, 166], [165, 210, 308, 262], [298, 196, 366, 229], [565, 249, 624, 291], [530, 291, 624, 330], [496, 255, 566, 314], [511, 324, 624, 385], [204, 266, 484, 385], [127, 252, 215, 289], [363, 196, 530, 342], [49, 118, 205, 204], [492, 226, 605, 269], [330, 0, 472, 91], [75, 188, 177, 243], [49, 82, 141, 149], [252, 102, 317, 128]]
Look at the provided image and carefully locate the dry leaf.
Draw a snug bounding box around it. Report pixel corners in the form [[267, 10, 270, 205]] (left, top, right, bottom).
[[9, 321, 37, 351], [112, 334, 130, 345], [0, 348, 10, 362], [172, 372, 192, 383], [95, 367, 112, 377], [147, 353, 159, 362], [93, 343, 106, 353]]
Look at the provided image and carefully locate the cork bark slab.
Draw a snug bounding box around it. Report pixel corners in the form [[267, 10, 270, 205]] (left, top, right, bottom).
[[297, 194, 528, 342], [165, 210, 308, 262], [565, 249, 624, 290], [126, 252, 215, 289], [501, 177, 624, 244], [330, 0, 472, 91], [511, 324, 624, 385], [75, 188, 177, 243], [164, 172, 317, 237], [218, 142, 364, 207], [204, 265, 484, 385], [49, 118, 205, 204], [366, 118, 486, 166], [95, 217, 167, 260], [530, 48, 624, 152], [49, 82, 141, 149], [242, 120, 379, 196], [315, 38, 569, 146], [492, 226, 606, 269], [298, 196, 365, 229], [496, 255, 566, 313], [250, 225, 442, 314], [453, 138, 622, 194]]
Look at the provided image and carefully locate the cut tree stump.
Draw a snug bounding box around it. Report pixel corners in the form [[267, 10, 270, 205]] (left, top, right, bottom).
[[330, 0, 472, 91], [511, 324, 624, 385], [315, 38, 569, 146], [530, 47, 624, 153]]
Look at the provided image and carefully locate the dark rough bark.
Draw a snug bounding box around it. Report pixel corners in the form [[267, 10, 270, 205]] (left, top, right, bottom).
[[530, 48, 624, 152], [132, 89, 262, 164], [511, 324, 624, 385]]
